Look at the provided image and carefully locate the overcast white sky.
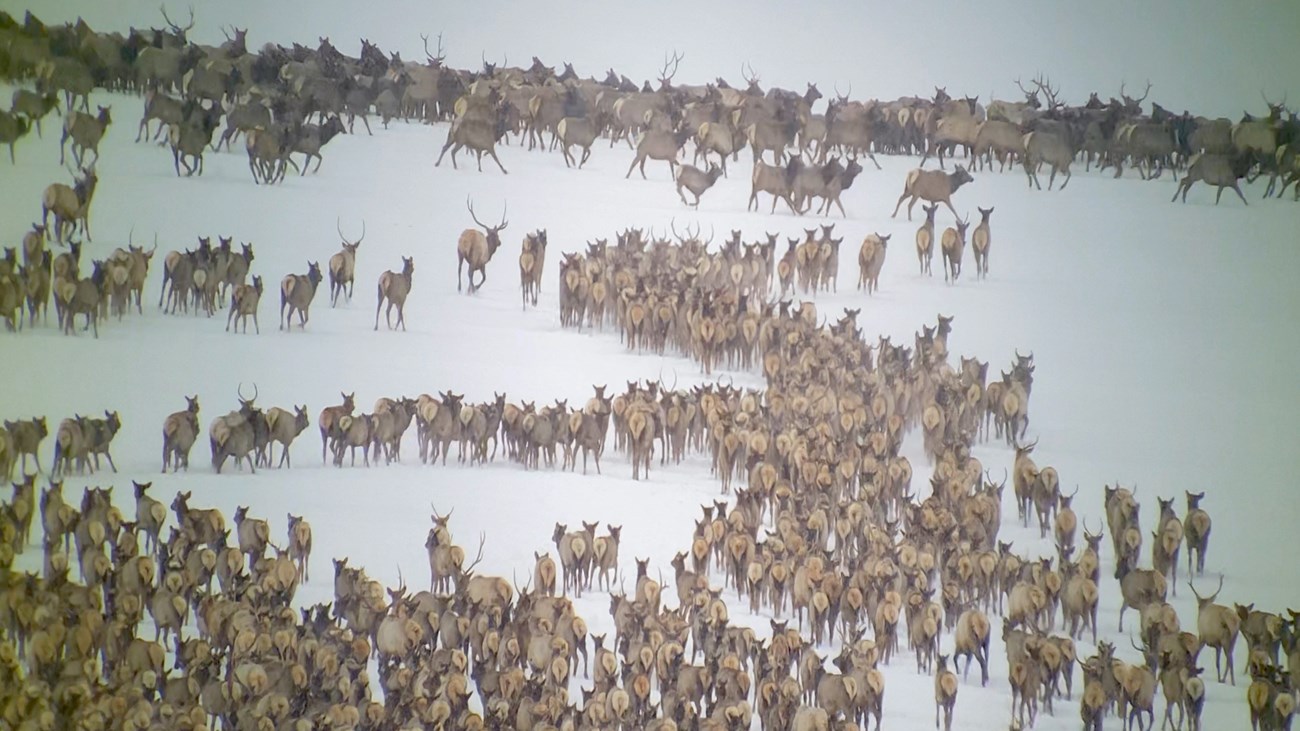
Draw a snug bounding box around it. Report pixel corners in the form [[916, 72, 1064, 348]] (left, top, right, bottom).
[[7, 0, 1298, 119]]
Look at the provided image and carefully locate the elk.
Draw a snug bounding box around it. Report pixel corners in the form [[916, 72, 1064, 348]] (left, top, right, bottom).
[[953, 609, 991, 686], [137, 87, 184, 142], [435, 105, 510, 173], [1184, 491, 1211, 576], [891, 166, 974, 220], [1172, 152, 1252, 205], [675, 163, 724, 207], [749, 158, 801, 214], [940, 215, 970, 284], [970, 207, 993, 279], [41, 167, 98, 243], [857, 233, 889, 295], [262, 405, 310, 468], [161, 394, 200, 472], [318, 393, 356, 463], [626, 126, 692, 179], [210, 384, 262, 474], [1022, 130, 1074, 190], [556, 117, 598, 168], [167, 102, 223, 176], [280, 262, 323, 330], [375, 256, 414, 331], [457, 198, 508, 293], [290, 115, 346, 174], [59, 260, 105, 337], [0, 109, 30, 163], [330, 219, 364, 306], [519, 229, 547, 308], [934, 654, 958, 731], [1115, 550, 1167, 633], [11, 89, 59, 138], [60, 105, 112, 166], [132, 480, 167, 557], [287, 514, 312, 582], [226, 275, 263, 333], [4, 417, 46, 475], [915, 202, 939, 276], [1190, 576, 1241, 684], [245, 124, 297, 183]]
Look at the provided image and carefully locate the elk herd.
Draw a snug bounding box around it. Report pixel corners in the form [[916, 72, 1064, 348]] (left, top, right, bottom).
[[2, 7, 1298, 731]]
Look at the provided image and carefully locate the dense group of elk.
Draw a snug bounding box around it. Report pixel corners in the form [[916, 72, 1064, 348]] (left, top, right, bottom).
[[3, 7, 1299, 731], [3, 10, 1297, 206]]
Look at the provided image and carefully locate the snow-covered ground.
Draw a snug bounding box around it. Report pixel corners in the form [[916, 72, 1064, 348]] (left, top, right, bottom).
[[3, 81, 1299, 730]]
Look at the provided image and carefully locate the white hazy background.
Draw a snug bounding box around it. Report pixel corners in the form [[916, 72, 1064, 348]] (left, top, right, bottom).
[[7, 0, 1300, 117]]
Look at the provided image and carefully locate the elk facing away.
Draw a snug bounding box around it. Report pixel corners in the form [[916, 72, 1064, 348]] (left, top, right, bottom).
[[457, 198, 508, 293], [375, 256, 414, 331], [280, 262, 323, 330], [330, 219, 364, 306]]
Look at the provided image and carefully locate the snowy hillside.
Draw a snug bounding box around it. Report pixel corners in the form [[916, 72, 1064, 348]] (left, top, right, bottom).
[[2, 78, 1299, 731]]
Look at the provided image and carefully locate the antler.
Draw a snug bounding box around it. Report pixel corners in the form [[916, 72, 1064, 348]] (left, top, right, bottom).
[[497, 202, 508, 231], [159, 4, 194, 34], [420, 32, 445, 65], [1031, 74, 1061, 109], [1014, 77, 1035, 99], [1134, 79, 1151, 105], [461, 532, 487, 577], [742, 62, 760, 86], [466, 196, 488, 229], [659, 49, 683, 85]]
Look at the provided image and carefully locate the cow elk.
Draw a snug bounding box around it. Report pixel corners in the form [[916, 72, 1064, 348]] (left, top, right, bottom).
[[287, 513, 313, 582], [375, 256, 414, 331], [0, 109, 30, 163], [1184, 491, 1211, 576], [626, 126, 691, 180], [970, 206, 992, 279], [262, 405, 310, 468], [519, 229, 547, 308], [857, 233, 889, 295], [280, 262, 323, 330], [892, 165, 974, 220], [1172, 152, 1251, 205], [60, 105, 111, 167], [162, 395, 200, 472], [675, 163, 724, 207], [1022, 130, 1074, 190], [934, 653, 958, 731], [940, 215, 970, 284], [458, 198, 508, 293], [915, 203, 939, 276], [225, 275, 263, 333], [42, 166, 99, 243]]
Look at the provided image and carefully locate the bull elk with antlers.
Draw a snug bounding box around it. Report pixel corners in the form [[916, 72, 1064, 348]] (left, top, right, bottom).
[[329, 219, 364, 306], [457, 198, 508, 293]]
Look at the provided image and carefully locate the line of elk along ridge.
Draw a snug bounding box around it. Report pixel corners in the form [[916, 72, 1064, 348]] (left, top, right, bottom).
[[1, 8, 1296, 203]]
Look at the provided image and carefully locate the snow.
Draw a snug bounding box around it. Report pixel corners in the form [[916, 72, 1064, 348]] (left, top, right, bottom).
[[3, 80, 1299, 731]]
